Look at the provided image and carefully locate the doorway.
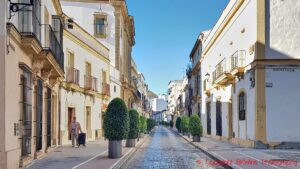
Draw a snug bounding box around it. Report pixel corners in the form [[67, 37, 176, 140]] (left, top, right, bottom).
[[46, 88, 52, 148], [206, 102, 211, 135], [216, 101, 222, 136], [86, 107, 92, 139], [68, 108, 75, 140]]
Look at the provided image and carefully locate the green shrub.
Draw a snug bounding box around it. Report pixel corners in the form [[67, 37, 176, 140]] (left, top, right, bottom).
[[176, 117, 182, 132], [189, 114, 203, 137], [139, 116, 147, 134], [128, 109, 139, 139], [103, 98, 129, 140], [169, 120, 174, 128], [181, 116, 190, 133], [147, 118, 155, 131]]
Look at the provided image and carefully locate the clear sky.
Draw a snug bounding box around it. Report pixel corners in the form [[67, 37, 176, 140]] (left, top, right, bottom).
[[126, 0, 229, 95]]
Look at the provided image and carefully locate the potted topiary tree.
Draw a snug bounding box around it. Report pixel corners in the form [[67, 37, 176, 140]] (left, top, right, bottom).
[[139, 116, 146, 138], [147, 118, 155, 133], [126, 109, 139, 147], [103, 98, 129, 158], [176, 117, 182, 133], [181, 116, 190, 136], [189, 114, 202, 142]]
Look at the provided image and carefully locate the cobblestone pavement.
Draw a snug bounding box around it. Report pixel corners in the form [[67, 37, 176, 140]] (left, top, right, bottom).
[[121, 126, 218, 169], [24, 140, 108, 169]]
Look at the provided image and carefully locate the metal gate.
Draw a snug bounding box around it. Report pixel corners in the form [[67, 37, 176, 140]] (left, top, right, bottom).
[[21, 69, 32, 156], [46, 88, 52, 147], [36, 79, 43, 151], [206, 102, 211, 135], [216, 101, 222, 136]]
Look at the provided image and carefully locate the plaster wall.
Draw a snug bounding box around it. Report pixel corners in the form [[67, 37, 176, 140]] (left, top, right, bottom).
[[265, 67, 300, 142], [265, 0, 300, 59]]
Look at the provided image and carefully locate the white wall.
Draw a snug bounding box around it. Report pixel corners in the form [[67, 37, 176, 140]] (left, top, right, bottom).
[[152, 98, 167, 112], [265, 67, 300, 142], [266, 0, 300, 59], [233, 72, 255, 140]]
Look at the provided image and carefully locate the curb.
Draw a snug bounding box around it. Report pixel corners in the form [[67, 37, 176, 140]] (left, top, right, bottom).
[[110, 129, 154, 169], [168, 128, 233, 169]]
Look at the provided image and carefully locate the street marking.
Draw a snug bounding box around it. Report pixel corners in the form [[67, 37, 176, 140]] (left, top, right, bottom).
[[108, 148, 135, 169], [234, 150, 282, 169], [71, 150, 108, 169]]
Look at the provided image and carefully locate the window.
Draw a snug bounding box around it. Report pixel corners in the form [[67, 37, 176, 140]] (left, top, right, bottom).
[[239, 92, 246, 120], [67, 50, 74, 67], [20, 67, 32, 157], [114, 85, 116, 92], [102, 70, 107, 84], [94, 14, 107, 37]]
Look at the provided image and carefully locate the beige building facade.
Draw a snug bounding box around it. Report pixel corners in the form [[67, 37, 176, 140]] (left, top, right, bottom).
[[0, 0, 65, 168]]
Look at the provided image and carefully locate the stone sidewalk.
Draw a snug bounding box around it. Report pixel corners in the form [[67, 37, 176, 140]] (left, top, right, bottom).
[[24, 135, 149, 169], [170, 128, 300, 169]]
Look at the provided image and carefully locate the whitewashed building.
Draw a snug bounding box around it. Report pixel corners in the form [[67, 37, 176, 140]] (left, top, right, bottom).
[[201, 0, 300, 148], [59, 14, 110, 144], [61, 0, 135, 107], [167, 80, 183, 120]]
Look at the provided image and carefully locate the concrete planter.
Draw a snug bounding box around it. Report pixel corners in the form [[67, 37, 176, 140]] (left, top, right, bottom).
[[108, 140, 122, 158], [139, 133, 144, 138], [126, 139, 136, 147], [192, 136, 201, 142]]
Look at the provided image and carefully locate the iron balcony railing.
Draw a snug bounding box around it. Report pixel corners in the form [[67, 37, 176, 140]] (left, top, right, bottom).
[[84, 75, 98, 91], [66, 67, 80, 85], [213, 58, 227, 82], [102, 83, 110, 96], [43, 24, 64, 70], [18, 0, 42, 43], [230, 50, 246, 71]]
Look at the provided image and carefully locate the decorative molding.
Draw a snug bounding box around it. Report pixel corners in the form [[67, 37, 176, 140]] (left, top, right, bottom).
[[63, 30, 110, 64]]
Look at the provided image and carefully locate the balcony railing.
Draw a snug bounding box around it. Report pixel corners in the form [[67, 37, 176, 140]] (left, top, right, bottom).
[[66, 67, 79, 85], [230, 50, 246, 71], [102, 83, 110, 96], [215, 58, 227, 80], [43, 24, 64, 70], [84, 75, 97, 91], [18, 0, 41, 42]]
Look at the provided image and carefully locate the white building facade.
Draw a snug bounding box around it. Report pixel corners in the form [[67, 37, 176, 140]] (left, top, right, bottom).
[[201, 0, 300, 148], [60, 17, 110, 144]]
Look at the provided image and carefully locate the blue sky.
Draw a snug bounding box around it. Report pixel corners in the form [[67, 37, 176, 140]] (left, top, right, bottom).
[[126, 0, 229, 95]]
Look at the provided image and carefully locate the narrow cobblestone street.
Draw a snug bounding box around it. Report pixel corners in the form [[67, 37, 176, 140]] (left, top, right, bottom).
[[121, 126, 216, 169]]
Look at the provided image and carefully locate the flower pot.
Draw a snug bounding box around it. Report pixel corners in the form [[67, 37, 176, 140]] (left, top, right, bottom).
[[108, 140, 122, 158], [139, 133, 144, 138], [126, 139, 136, 147], [192, 136, 201, 142]]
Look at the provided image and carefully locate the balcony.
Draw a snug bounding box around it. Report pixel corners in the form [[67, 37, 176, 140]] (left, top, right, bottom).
[[16, 1, 42, 54], [212, 59, 233, 85], [102, 83, 110, 96], [84, 75, 98, 91], [42, 24, 64, 70], [229, 50, 246, 76], [66, 67, 80, 85]]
